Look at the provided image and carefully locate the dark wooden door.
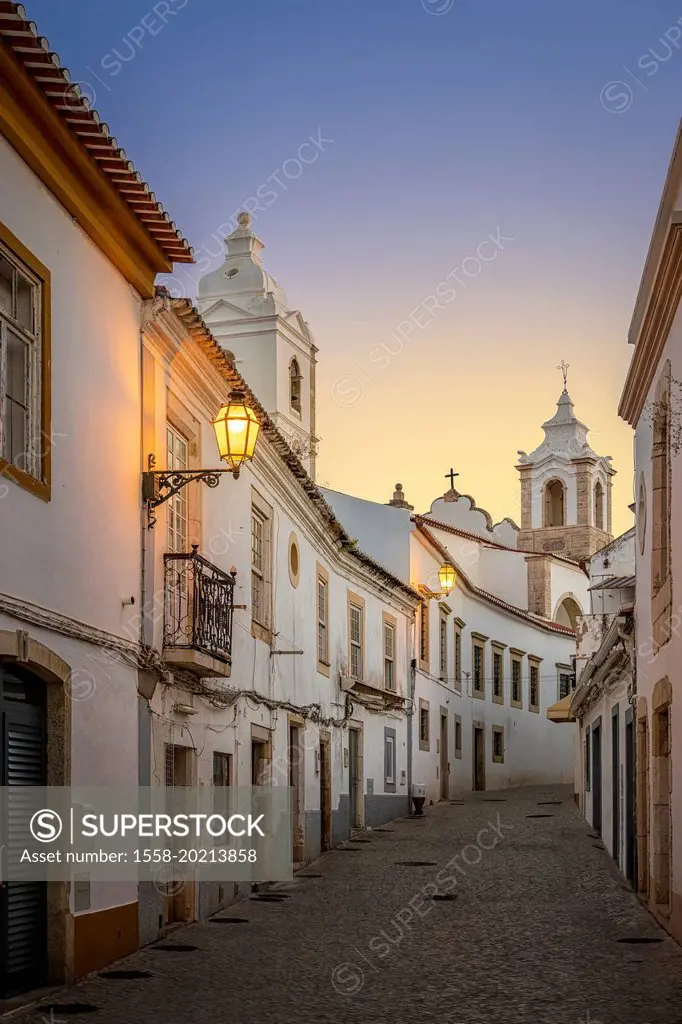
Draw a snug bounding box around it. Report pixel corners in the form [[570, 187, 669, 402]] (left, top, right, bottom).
[[592, 723, 602, 836], [0, 665, 47, 998], [625, 715, 636, 887], [348, 730, 358, 830], [473, 727, 485, 792]]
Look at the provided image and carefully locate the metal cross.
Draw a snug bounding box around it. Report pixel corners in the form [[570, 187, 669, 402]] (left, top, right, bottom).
[[557, 360, 569, 393], [445, 468, 459, 489]]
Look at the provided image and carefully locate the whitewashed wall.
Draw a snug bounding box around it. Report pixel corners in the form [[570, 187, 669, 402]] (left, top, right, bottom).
[[0, 135, 142, 919]]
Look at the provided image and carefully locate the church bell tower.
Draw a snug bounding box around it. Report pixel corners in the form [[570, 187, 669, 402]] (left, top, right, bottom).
[[516, 371, 615, 562]]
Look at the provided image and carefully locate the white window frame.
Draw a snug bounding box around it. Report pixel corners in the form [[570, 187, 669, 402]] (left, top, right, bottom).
[[384, 618, 395, 691]]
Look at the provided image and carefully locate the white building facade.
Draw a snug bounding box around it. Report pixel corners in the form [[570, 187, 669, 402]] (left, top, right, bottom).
[[139, 293, 419, 935], [570, 530, 636, 885], [0, 5, 193, 997], [619, 122, 682, 944]]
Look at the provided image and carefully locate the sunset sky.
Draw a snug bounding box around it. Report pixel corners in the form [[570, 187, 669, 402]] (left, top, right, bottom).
[[28, 0, 682, 535]]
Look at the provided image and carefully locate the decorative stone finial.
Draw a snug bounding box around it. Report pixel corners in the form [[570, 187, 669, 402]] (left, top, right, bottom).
[[557, 359, 569, 394], [237, 211, 251, 229], [387, 483, 414, 510]]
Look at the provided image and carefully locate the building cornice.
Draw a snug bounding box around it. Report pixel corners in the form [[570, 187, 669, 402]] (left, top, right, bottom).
[[619, 219, 682, 425]]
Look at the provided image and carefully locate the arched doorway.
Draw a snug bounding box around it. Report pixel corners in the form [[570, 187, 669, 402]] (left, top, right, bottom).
[[554, 595, 582, 629], [0, 662, 47, 998], [544, 479, 565, 526]]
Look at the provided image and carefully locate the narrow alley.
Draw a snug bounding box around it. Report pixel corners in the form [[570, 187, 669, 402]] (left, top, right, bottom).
[[17, 787, 682, 1024]]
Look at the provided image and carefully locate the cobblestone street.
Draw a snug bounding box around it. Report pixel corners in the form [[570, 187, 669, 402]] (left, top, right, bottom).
[[16, 786, 682, 1024]]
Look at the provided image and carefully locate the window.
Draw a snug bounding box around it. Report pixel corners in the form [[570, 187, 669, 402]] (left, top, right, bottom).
[[383, 615, 396, 691], [0, 228, 49, 497], [167, 424, 189, 554], [594, 480, 604, 530], [251, 497, 272, 633], [213, 752, 232, 787], [454, 715, 462, 758], [439, 611, 448, 680], [545, 479, 565, 527], [348, 594, 364, 680], [492, 647, 504, 704], [529, 659, 540, 712], [419, 699, 430, 751], [384, 729, 396, 789], [418, 601, 430, 670], [511, 653, 523, 707], [472, 635, 487, 698], [558, 669, 574, 700], [317, 568, 329, 671], [289, 357, 302, 414], [492, 726, 504, 764], [454, 620, 463, 691]]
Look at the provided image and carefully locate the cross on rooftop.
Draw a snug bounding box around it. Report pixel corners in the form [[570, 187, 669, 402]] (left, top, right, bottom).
[[445, 468, 459, 490]]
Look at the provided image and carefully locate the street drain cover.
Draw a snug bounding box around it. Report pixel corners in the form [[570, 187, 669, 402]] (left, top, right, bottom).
[[395, 861, 437, 866], [298, 873, 323, 878], [538, 801, 562, 805], [251, 895, 287, 902], [351, 838, 373, 843], [99, 970, 152, 979], [617, 937, 663, 944], [374, 828, 395, 832], [38, 1005, 98, 1015], [526, 813, 553, 818], [152, 944, 199, 952], [210, 917, 249, 923], [336, 847, 361, 851], [449, 800, 465, 804], [484, 798, 506, 802], [432, 893, 457, 901]]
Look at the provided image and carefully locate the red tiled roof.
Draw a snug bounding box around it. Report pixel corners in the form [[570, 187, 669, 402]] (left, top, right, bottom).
[[0, 2, 193, 265], [414, 522, 577, 637]]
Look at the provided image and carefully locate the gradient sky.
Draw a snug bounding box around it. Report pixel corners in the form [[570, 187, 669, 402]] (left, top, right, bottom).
[[26, 0, 682, 535]]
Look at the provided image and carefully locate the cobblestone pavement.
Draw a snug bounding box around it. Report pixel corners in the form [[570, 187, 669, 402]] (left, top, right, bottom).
[[14, 785, 682, 1024]]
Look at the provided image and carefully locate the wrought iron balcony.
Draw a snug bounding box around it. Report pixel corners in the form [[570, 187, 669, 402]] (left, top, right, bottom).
[[163, 547, 236, 677]]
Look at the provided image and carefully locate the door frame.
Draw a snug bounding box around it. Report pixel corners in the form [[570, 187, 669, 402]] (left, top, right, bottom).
[[439, 709, 449, 800], [319, 730, 331, 853], [348, 725, 364, 831], [473, 721, 486, 792], [625, 706, 636, 888], [0, 637, 71, 995], [288, 718, 305, 865], [591, 717, 602, 836]]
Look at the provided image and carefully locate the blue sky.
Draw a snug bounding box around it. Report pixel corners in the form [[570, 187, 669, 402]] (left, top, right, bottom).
[[25, 0, 682, 527]]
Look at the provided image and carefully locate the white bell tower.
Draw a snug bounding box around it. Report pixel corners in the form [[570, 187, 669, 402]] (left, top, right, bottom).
[[516, 372, 615, 562], [196, 213, 318, 477]]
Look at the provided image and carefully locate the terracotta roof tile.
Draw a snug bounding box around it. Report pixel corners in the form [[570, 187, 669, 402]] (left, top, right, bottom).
[[0, 2, 193, 265]]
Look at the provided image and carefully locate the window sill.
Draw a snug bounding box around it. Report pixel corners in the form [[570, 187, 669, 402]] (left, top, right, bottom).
[[472, 687, 485, 700], [493, 756, 504, 765], [251, 620, 273, 645], [529, 705, 540, 714], [419, 741, 430, 752], [455, 749, 462, 759], [492, 692, 504, 705], [511, 699, 522, 710], [317, 660, 331, 678], [0, 460, 50, 501]]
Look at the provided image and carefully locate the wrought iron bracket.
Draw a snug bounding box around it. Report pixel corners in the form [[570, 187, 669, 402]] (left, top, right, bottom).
[[143, 454, 232, 528]]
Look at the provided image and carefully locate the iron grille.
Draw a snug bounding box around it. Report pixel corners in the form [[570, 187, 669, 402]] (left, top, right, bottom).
[[163, 549, 236, 665]]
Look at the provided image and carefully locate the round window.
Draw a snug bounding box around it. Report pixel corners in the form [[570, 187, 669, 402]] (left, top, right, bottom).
[[288, 533, 300, 587], [638, 475, 647, 555]]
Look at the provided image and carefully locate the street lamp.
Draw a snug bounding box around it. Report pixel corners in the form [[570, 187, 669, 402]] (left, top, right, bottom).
[[438, 564, 456, 596], [211, 390, 260, 478], [142, 389, 260, 527]]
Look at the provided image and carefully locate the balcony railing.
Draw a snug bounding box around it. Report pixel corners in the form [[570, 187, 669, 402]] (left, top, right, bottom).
[[163, 547, 236, 673]]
